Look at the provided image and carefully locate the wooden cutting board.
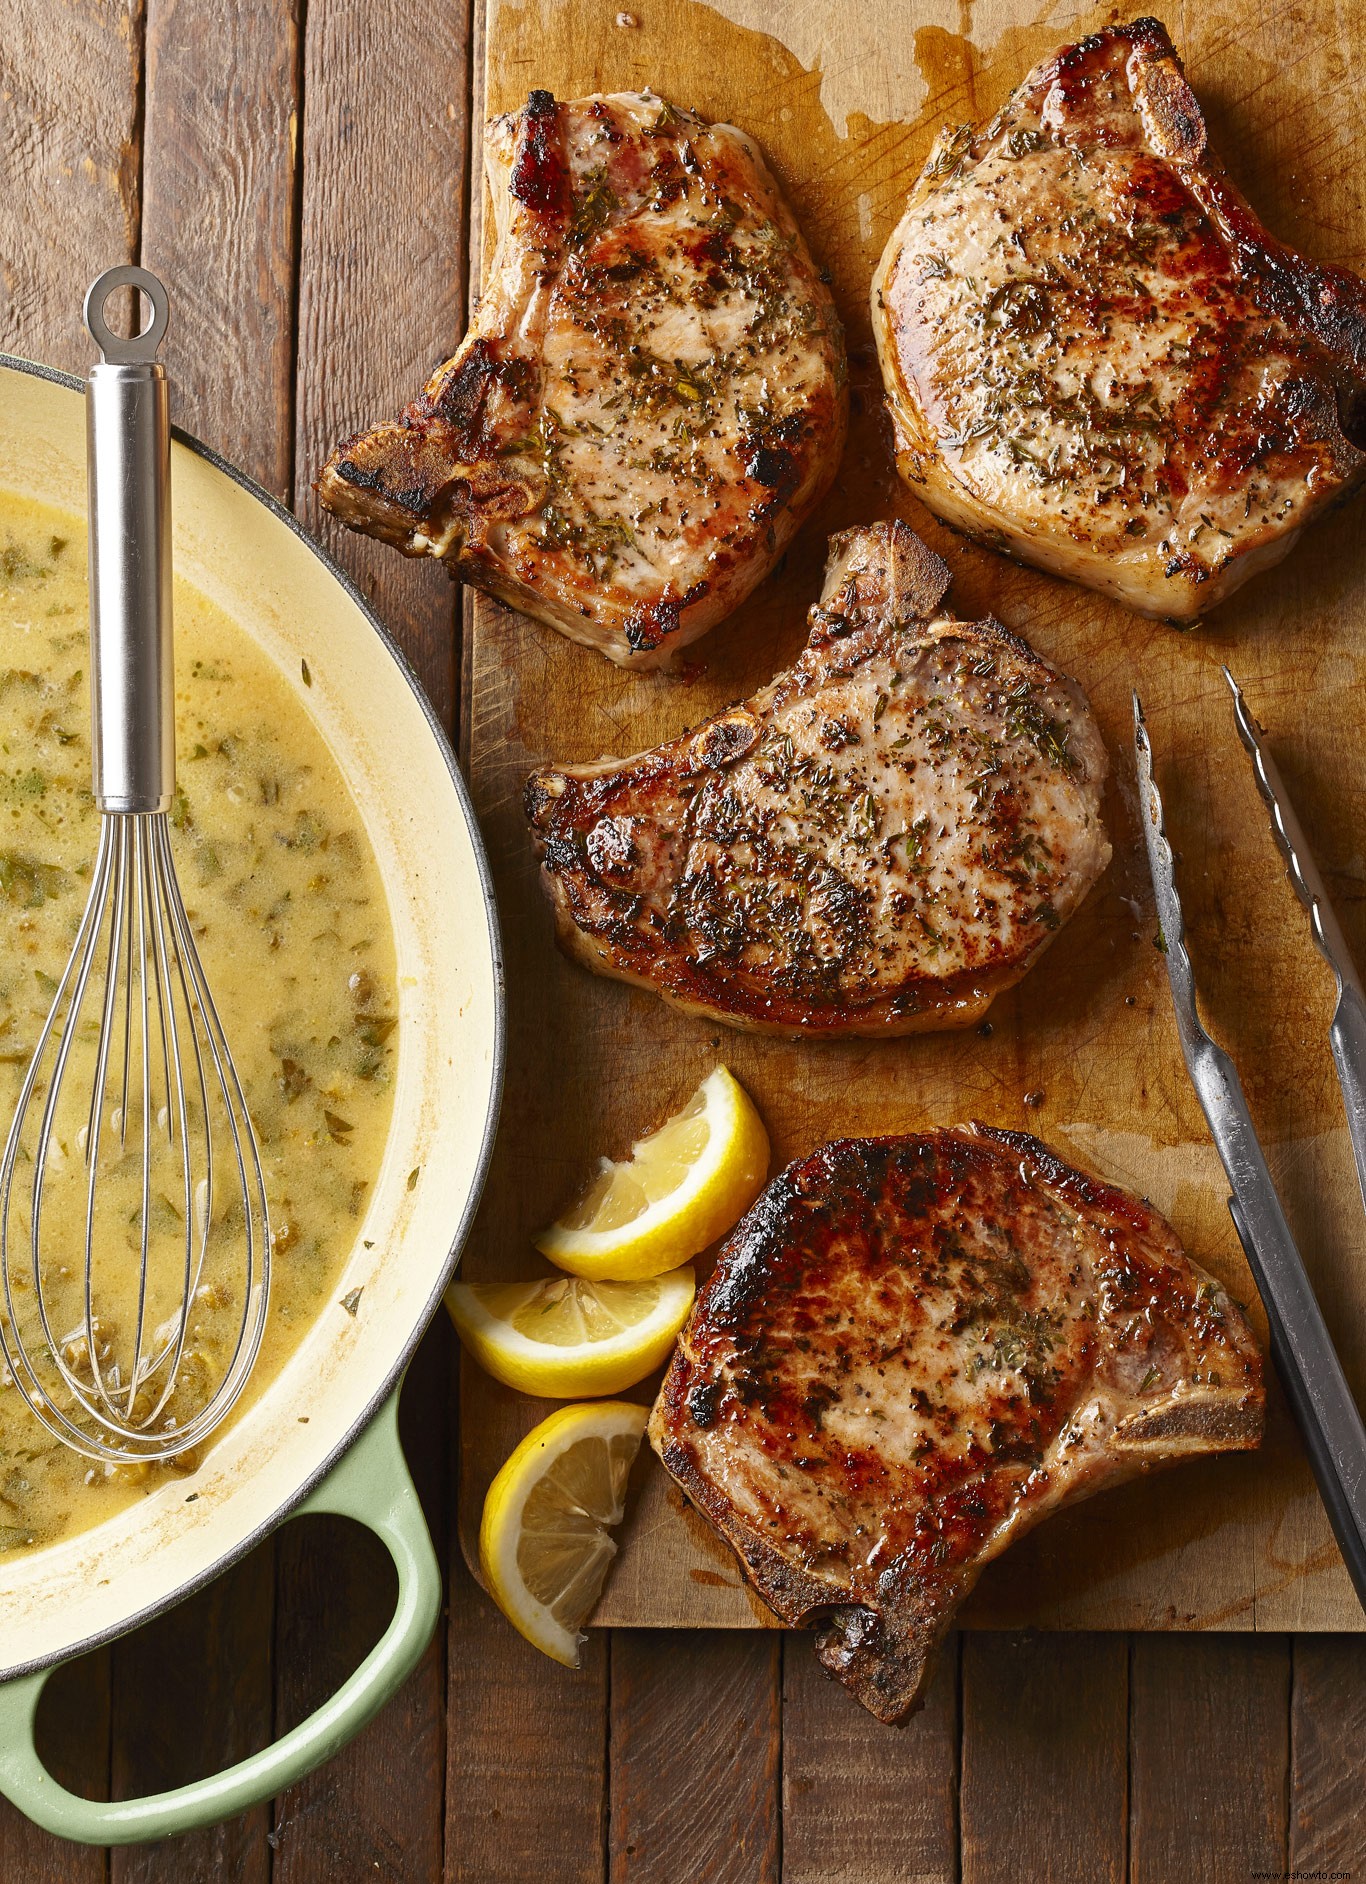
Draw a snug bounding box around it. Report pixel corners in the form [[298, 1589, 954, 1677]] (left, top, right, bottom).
[[457, 0, 1366, 1631]]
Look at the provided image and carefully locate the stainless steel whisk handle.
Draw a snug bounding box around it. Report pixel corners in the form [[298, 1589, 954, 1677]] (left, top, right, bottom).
[[83, 265, 175, 815]]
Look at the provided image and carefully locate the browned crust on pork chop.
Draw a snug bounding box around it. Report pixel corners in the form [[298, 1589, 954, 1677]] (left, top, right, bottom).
[[525, 521, 1111, 1035], [318, 89, 847, 667], [650, 1125, 1264, 1721], [872, 17, 1366, 621]]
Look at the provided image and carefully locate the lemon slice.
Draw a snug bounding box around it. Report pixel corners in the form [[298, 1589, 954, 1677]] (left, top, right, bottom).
[[535, 1065, 769, 1280], [446, 1266, 695, 1396], [479, 1400, 647, 1665]]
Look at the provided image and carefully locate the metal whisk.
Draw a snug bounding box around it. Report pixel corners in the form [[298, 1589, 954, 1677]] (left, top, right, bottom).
[[0, 266, 271, 1463]]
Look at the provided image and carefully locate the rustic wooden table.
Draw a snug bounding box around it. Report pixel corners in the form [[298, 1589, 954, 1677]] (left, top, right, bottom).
[[1, 1, 1365, 1878]]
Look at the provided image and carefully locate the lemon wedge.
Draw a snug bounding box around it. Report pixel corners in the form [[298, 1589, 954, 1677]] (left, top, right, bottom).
[[479, 1400, 647, 1665], [446, 1266, 695, 1396], [535, 1065, 769, 1280]]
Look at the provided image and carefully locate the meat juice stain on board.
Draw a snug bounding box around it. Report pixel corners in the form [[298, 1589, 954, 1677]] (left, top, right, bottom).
[[484, 0, 1165, 1107], [480, 0, 1366, 1246], [465, 0, 1366, 1626]]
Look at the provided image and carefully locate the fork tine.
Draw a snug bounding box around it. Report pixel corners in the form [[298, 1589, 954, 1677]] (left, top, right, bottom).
[[1225, 666, 1363, 992], [1132, 691, 1217, 1065], [1225, 668, 1366, 1229], [1134, 695, 1366, 1614]]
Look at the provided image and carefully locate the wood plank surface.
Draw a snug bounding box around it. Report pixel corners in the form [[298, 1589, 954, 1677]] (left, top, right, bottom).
[[140, 0, 300, 499], [442, 12, 615, 1877], [1, 0, 1366, 1880], [0, 1655, 110, 1884], [109, 1553, 272, 1884], [273, 0, 473, 1869], [608, 1632, 781, 1884], [459, 0, 1365, 1636], [271, 1342, 452, 1884], [782, 1632, 959, 1884], [1130, 1634, 1292, 1883], [1289, 1634, 1366, 1875], [445, 1551, 609, 1884], [961, 1634, 1128, 1884], [292, 0, 470, 729], [106, 5, 302, 1875], [0, 0, 142, 1874], [0, 0, 144, 373]]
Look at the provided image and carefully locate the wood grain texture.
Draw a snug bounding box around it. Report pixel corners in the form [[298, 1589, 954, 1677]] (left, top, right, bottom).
[[274, 1, 474, 1864], [442, 15, 613, 1876], [961, 1633, 1127, 1884], [269, 1512, 437, 1881], [608, 1631, 780, 1884], [0, 1654, 110, 1884], [458, 0, 1366, 1636], [0, 0, 143, 372], [140, 0, 301, 498], [0, 0, 140, 1873], [1290, 1634, 1366, 1874], [106, 7, 302, 1873], [292, 0, 471, 725], [1130, 1634, 1291, 1883], [445, 1547, 609, 1884], [782, 1631, 959, 1884], [270, 1331, 451, 1883], [109, 1554, 271, 1884], [3, 0, 1366, 1876]]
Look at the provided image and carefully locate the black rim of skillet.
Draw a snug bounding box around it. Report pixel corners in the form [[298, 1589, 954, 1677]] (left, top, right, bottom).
[[0, 349, 508, 1681]]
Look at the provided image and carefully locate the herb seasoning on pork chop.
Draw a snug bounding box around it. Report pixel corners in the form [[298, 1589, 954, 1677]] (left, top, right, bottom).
[[318, 89, 847, 667], [872, 17, 1366, 621], [651, 1126, 1264, 1722], [525, 521, 1110, 1035]]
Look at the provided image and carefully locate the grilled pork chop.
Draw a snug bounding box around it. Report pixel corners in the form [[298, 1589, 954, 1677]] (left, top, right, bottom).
[[524, 521, 1110, 1034], [651, 1126, 1264, 1721], [872, 17, 1366, 621], [317, 89, 847, 667]]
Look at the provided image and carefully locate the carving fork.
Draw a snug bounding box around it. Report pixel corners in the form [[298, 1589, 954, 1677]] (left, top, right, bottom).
[[1133, 680, 1366, 1612]]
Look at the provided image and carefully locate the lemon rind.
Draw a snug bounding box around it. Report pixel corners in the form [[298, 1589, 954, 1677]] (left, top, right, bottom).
[[479, 1401, 649, 1665], [446, 1267, 696, 1397], [534, 1067, 768, 1277]]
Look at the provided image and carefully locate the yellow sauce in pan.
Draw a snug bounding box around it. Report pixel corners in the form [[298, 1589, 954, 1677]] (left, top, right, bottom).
[[0, 492, 398, 1556]]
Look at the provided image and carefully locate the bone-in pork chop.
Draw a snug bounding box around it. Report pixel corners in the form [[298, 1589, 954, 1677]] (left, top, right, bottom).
[[524, 521, 1110, 1034], [317, 89, 847, 667], [650, 1126, 1264, 1721], [872, 17, 1366, 621]]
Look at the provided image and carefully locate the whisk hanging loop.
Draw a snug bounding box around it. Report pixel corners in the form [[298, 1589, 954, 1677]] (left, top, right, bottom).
[[0, 267, 271, 1464]]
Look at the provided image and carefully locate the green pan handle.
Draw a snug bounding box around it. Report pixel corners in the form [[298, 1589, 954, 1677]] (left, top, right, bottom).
[[0, 1391, 440, 1846]]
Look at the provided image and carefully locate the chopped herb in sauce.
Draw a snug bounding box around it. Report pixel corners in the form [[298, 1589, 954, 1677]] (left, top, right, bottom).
[[0, 492, 399, 1558]]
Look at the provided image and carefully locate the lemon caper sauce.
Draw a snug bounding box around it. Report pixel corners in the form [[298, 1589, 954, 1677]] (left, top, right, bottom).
[[0, 493, 398, 1556]]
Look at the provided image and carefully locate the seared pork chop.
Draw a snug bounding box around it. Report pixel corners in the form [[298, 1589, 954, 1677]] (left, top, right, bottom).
[[317, 89, 847, 667], [525, 521, 1110, 1035], [872, 17, 1366, 621], [651, 1126, 1264, 1721]]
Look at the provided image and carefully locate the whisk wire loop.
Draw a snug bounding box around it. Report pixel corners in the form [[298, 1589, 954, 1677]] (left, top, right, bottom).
[[6, 821, 114, 1414], [0, 265, 272, 1468], [0, 811, 271, 1463]]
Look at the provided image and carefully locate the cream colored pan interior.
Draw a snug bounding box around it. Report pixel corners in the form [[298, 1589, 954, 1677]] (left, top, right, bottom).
[[0, 360, 503, 1678]]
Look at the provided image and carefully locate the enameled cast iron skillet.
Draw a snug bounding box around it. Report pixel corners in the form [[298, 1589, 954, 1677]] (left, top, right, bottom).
[[0, 356, 505, 1844]]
